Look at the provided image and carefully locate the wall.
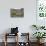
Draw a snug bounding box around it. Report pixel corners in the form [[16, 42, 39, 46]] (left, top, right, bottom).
[[0, 0, 36, 42]]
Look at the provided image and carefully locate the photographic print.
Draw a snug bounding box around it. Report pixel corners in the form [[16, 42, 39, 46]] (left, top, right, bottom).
[[10, 8, 24, 17]]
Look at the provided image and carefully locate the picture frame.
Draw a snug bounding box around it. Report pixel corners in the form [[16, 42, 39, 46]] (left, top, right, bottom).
[[10, 8, 24, 17]]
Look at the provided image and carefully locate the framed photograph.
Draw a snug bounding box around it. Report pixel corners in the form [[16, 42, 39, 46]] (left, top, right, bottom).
[[10, 8, 24, 17]]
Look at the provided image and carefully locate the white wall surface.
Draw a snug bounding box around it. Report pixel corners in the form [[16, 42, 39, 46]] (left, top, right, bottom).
[[0, 0, 36, 42]]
